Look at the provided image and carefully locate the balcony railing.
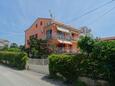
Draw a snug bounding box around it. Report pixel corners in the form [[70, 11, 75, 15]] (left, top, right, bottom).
[[46, 34, 78, 41], [55, 47, 77, 53], [56, 35, 72, 41]]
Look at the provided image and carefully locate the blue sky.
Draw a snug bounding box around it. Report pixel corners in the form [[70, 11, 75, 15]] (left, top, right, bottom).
[[0, 0, 115, 45]]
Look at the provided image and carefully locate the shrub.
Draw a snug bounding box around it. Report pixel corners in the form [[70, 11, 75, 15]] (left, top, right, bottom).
[[28, 37, 52, 58], [78, 36, 95, 55], [0, 51, 28, 69], [49, 40, 115, 85], [92, 41, 115, 85], [74, 80, 87, 86], [49, 54, 85, 83], [7, 48, 21, 52]]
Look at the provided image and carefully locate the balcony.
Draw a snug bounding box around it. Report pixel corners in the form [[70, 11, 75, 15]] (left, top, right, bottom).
[[55, 47, 77, 54], [46, 30, 79, 42], [56, 35, 72, 41], [46, 34, 78, 42]]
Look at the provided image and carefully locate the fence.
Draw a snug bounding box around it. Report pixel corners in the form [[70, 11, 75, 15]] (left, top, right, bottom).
[[27, 58, 49, 74], [28, 58, 49, 65]]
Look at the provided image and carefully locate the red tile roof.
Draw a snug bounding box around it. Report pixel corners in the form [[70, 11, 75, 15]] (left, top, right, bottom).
[[101, 36, 115, 41]]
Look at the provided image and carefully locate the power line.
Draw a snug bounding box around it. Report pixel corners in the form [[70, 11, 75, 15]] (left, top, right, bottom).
[[68, 0, 115, 23], [88, 6, 115, 26]]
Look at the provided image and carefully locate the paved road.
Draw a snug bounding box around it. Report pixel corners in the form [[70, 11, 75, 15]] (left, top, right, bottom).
[[0, 65, 66, 86], [28, 64, 49, 74]]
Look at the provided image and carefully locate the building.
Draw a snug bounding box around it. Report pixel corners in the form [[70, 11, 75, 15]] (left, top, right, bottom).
[[0, 39, 9, 49], [25, 18, 80, 53], [100, 36, 115, 41]]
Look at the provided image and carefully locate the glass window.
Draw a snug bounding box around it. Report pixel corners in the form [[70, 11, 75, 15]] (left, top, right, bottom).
[[35, 34, 38, 38], [36, 24, 37, 28], [27, 40, 30, 45], [40, 21, 43, 26], [46, 29, 52, 39]]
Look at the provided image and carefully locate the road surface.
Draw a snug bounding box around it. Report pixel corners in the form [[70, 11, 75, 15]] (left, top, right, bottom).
[[0, 65, 66, 86]]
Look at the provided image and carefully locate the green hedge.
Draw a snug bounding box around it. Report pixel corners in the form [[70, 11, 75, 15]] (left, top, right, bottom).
[[0, 51, 28, 69], [49, 54, 85, 82], [49, 53, 115, 84], [49, 41, 115, 85], [91, 41, 115, 85]]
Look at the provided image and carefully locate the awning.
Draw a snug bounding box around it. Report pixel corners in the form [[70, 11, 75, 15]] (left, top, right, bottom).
[[57, 26, 69, 33], [57, 40, 72, 45]]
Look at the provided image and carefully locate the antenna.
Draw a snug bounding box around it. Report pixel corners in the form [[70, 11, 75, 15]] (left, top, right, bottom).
[[49, 10, 55, 19]]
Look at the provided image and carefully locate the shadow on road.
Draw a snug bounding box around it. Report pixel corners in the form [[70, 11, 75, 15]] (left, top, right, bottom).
[[41, 75, 68, 86]]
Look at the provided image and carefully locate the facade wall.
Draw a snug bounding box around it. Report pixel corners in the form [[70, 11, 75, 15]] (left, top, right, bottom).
[[25, 19, 51, 48], [25, 18, 80, 53]]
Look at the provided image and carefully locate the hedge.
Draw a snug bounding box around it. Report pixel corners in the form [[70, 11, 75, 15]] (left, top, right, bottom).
[[0, 51, 28, 69], [91, 41, 115, 86], [48, 41, 115, 85], [49, 54, 86, 82]]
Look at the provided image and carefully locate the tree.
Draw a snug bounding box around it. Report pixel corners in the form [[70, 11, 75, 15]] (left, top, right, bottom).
[[19, 45, 25, 52], [92, 41, 115, 85], [10, 43, 18, 48], [78, 35, 95, 56], [29, 37, 52, 58]]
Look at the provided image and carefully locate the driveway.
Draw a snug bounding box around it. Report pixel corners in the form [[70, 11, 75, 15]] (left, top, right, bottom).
[[0, 65, 66, 86]]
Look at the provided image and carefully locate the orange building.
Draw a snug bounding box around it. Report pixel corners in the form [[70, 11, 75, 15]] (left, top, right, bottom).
[[25, 18, 80, 53]]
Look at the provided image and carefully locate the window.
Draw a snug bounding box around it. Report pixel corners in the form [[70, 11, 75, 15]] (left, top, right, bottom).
[[36, 24, 38, 28], [72, 33, 74, 37], [35, 34, 38, 38], [40, 21, 43, 26], [27, 40, 30, 45], [29, 35, 34, 40], [57, 31, 65, 39], [46, 29, 52, 39]]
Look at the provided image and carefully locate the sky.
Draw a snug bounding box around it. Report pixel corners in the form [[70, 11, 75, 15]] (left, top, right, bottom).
[[0, 0, 115, 45]]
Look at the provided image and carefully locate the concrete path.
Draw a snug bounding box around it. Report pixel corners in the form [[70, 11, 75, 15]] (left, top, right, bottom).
[[0, 65, 66, 86], [28, 64, 49, 74]]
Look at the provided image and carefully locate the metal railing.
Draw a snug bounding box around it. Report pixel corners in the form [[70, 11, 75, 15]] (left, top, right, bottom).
[[55, 48, 77, 53]]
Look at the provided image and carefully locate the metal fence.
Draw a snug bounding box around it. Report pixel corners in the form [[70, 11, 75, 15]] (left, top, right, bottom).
[[27, 58, 49, 74], [28, 58, 49, 65]]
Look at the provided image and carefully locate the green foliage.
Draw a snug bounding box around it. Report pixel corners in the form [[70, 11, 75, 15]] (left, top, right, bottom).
[[74, 80, 87, 86], [48, 35, 115, 85], [0, 51, 28, 69], [49, 54, 85, 83], [7, 48, 21, 52], [19, 45, 25, 52], [78, 36, 95, 54], [92, 41, 115, 85], [78, 37, 115, 85], [1, 47, 21, 52], [10, 43, 18, 48], [49, 41, 115, 85], [29, 37, 52, 58]]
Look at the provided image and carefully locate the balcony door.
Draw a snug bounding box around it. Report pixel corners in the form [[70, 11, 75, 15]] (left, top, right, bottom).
[[46, 29, 52, 39]]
